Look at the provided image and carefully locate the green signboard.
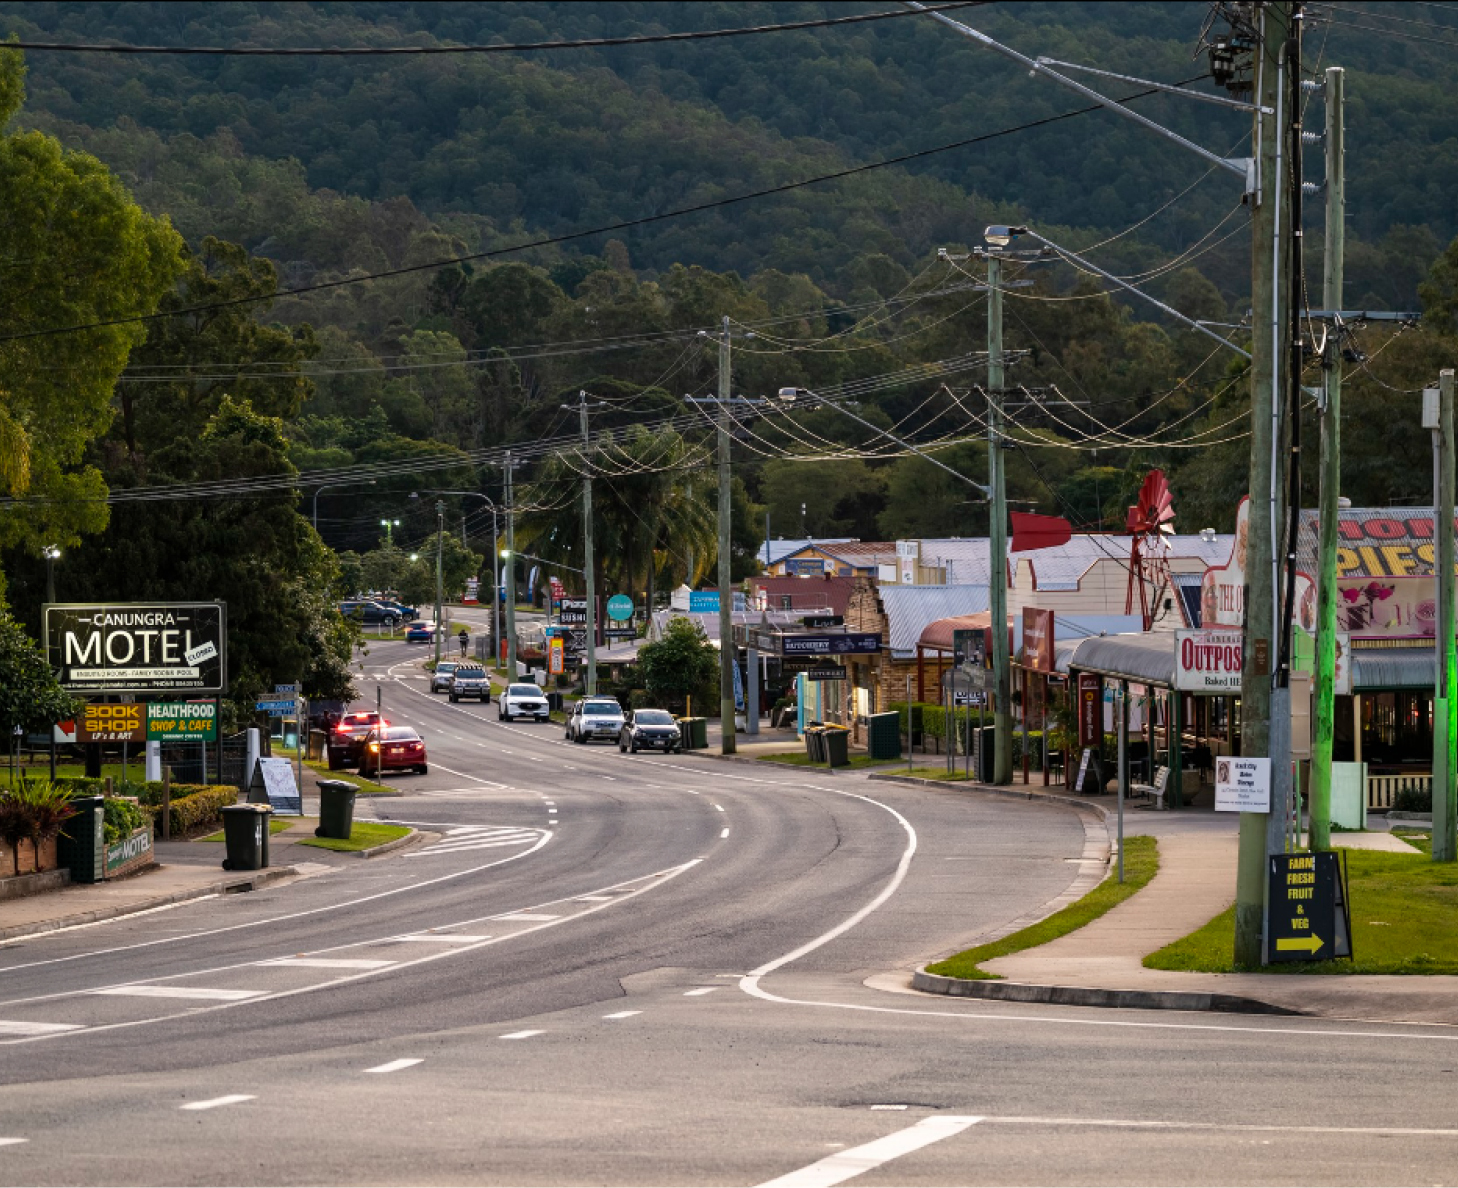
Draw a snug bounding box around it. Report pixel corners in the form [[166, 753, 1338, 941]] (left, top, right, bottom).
[[606, 594, 634, 622], [146, 699, 218, 742]]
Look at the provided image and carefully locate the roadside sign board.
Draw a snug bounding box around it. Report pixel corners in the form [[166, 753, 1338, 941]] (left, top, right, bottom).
[[603, 627, 638, 641], [247, 757, 302, 816], [1268, 852, 1352, 962], [1078, 673, 1102, 746], [548, 636, 565, 675], [146, 700, 218, 742], [1175, 628, 1244, 692], [1074, 747, 1103, 796], [274, 683, 300, 694], [45, 602, 226, 694], [606, 594, 633, 622], [78, 702, 145, 744], [781, 632, 881, 657], [559, 597, 588, 626], [1215, 757, 1271, 812]]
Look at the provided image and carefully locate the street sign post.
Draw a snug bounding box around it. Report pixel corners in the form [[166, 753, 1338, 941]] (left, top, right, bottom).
[[254, 698, 297, 715]]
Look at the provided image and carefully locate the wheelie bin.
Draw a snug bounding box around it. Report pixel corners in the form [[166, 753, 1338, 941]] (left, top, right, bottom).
[[316, 779, 357, 841], [221, 803, 272, 871]]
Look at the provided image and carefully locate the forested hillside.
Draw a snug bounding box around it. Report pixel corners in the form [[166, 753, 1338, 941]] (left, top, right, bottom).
[[2, 1, 1457, 700]]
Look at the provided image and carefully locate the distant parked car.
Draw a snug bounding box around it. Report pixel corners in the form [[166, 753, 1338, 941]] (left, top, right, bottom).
[[406, 622, 437, 644], [359, 725, 428, 777], [340, 600, 402, 629], [429, 661, 459, 693], [498, 683, 549, 723], [328, 710, 383, 770], [566, 698, 626, 745], [618, 708, 682, 754], [448, 666, 490, 703]]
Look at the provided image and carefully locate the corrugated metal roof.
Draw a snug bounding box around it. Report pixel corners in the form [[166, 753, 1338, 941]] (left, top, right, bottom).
[[1064, 633, 1178, 686], [759, 537, 855, 566], [1352, 648, 1434, 689], [918, 539, 993, 585], [878, 584, 990, 655], [916, 533, 1234, 592]]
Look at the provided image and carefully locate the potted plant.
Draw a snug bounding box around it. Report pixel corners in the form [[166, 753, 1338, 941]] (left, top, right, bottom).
[[0, 779, 77, 878]]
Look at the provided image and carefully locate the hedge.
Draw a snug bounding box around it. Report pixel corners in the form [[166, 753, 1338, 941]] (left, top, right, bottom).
[[139, 785, 240, 835]]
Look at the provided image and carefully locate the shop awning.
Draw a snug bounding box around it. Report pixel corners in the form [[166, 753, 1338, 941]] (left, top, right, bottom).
[[1352, 648, 1436, 690]]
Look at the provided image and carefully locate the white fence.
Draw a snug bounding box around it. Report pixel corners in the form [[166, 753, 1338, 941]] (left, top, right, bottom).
[[1366, 772, 1430, 811]]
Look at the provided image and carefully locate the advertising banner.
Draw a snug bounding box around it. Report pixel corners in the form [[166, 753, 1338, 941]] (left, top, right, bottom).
[[780, 632, 882, 656], [146, 700, 218, 742], [45, 602, 226, 694], [1077, 673, 1102, 747], [1175, 628, 1244, 692], [559, 597, 587, 626], [1215, 756, 1271, 812], [548, 637, 565, 675], [1022, 608, 1055, 673], [78, 702, 145, 744]]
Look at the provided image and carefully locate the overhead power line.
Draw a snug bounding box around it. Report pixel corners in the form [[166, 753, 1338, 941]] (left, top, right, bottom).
[[0, 73, 1210, 347], [0, 3, 985, 55]]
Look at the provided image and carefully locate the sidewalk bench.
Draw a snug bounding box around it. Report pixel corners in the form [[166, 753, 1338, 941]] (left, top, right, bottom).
[[1132, 765, 1171, 810]]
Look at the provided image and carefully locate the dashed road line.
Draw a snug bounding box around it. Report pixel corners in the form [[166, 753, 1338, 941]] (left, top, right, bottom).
[[684, 988, 718, 997], [93, 986, 264, 1002], [395, 933, 493, 944], [0, 1021, 81, 1036], [757, 1115, 983, 1188], [365, 1058, 423, 1074], [602, 1011, 641, 1020], [499, 1030, 543, 1040], [721, 828, 730, 839], [259, 958, 395, 971], [491, 912, 559, 922], [180, 1095, 257, 1112], [0, 1138, 27, 1147]]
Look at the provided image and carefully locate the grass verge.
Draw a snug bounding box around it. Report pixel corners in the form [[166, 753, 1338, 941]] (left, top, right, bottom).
[[926, 835, 1159, 980], [298, 821, 412, 853], [758, 751, 893, 770], [1145, 836, 1458, 975], [199, 819, 293, 843]]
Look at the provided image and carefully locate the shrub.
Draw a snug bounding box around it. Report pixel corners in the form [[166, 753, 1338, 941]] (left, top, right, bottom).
[[138, 785, 239, 835], [103, 797, 149, 845], [1393, 784, 1433, 813]]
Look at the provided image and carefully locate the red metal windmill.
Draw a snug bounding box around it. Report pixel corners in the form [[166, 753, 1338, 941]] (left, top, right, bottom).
[[1125, 469, 1176, 631]]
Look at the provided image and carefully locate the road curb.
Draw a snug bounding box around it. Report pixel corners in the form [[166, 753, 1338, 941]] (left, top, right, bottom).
[[0, 865, 299, 942], [867, 773, 1113, 821], [353, 826, 421, 859], [909, 967, 1305, 1016]]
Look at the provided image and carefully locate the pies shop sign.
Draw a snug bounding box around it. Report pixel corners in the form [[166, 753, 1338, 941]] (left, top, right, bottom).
[[44, 603, 227, 694]]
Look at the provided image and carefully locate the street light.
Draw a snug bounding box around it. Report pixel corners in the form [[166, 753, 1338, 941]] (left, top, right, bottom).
[[433, 500, 445, 666], [311, 479, 376, 532], [42, 545, 59, 605], [380, 518, 400, 547], [411, 490, 501, 667]]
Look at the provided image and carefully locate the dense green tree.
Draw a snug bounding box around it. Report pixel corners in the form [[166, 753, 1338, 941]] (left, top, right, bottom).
[[397, 533, 482, 609], [0, 610, 79, 737], [638, 616, 718, 715]]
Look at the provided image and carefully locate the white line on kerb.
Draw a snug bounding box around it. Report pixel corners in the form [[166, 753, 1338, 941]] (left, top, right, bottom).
[[180, 1095, 256, 1112], [365, 1058, 423, 1074], [499, 1030, 544, 1040], [757, 1116, 983, 1188]]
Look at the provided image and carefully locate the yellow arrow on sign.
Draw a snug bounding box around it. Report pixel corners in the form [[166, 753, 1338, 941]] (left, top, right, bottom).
[[1276, 934, 1325, 954]]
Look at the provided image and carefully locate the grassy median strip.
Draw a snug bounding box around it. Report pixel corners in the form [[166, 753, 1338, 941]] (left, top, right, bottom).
[[926, 835, 1159, 981], [298, 821, 412, 853], [1145, 836, 1458, 975], [273, 746, 400, 796]]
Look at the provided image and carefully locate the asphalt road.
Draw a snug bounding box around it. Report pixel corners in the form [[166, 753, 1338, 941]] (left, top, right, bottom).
[[2, 639, 1456, 1185]]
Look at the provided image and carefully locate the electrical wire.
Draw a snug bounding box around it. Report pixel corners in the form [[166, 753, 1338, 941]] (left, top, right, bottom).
[[0, 73, 1212, 346], [0, 3, 986, 55]]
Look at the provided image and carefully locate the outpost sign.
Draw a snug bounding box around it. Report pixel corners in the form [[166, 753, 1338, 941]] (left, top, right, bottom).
[[44, 603, 227, 694]]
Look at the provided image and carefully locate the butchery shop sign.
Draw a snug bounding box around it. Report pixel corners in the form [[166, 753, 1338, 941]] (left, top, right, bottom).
[[45, 603, 227, 694]]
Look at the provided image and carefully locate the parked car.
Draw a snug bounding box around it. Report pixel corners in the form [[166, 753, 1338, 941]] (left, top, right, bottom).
[[429, 660, 459, 693], [618, 708, 682, 754], [566, 698, 626, 745], [448, 665, 490, 703], [498, 682, 549, 722], [406, 622, 437, 644], [327, 710, 384, 770], [375, 599, 417, 620], [360, 725, 428, 776], [340, 600, 403, 629]]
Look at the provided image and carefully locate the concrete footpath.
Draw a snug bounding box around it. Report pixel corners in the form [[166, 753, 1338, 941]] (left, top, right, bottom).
[[902, 777, 1458, 1024]]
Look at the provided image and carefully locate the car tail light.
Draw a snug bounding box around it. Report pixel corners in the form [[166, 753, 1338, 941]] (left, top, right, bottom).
[[368, 743, 379, 752], [335, 723, 350, 733]]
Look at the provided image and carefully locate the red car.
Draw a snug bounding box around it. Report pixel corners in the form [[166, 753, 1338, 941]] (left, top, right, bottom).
[[327, 711, 383, 770], [360, 726, 428, 777]]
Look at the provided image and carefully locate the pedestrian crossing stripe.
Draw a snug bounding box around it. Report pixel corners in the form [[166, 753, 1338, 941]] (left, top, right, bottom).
[[405, 825, 546, 858]]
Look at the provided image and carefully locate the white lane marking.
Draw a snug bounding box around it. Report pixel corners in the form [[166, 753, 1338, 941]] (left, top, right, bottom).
[[684, 988, 717, 997], [982, 1115, 1458, 1137], [603, 1011, 641, 1020], [757, 1116, 983, 1188], [93, 986, 264, 1001], [409, 839, 541, 857], [499, 1030, 543, 1040], [720, 828, 730, 838], [714, 804, 725, 812], [365, 1058, 423, 1074], [0, 1021, 82, 1036], [258, 958, 395, 971], [0, 1138, 26, 1147], [395, 934, 493, 943], [180, 1095, 257, 1112], [490, 913, 559, 922], [575, 895, 612, 902], [602, 775, 617, 781], [871, 1105, 909, 1111]]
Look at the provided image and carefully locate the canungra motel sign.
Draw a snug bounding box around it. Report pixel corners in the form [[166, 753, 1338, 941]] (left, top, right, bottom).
[[44, 602, 226, 694]]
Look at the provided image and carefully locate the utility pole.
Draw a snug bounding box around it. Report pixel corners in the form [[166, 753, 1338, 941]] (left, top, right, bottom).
[[1435, 369, 1457, 863], [575, 391, 600, 695], [433, 500, 445, 667], [718, 315, 736, 755], [985, 250, 1013, 785], [1311, 65, 1345, 852], [1234, 1, 1295, 968], [505, 450, 517, 678]]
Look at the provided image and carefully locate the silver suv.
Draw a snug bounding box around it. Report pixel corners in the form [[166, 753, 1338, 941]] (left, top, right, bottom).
[[429, 660, 459, 694], [448, 666, 489, 703], [566, 698, 626, 745]]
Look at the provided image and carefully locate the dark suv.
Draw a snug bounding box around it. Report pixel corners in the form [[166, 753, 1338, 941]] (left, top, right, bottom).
[[327, 710, 384, 769], [339, 600, 402, 629]]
